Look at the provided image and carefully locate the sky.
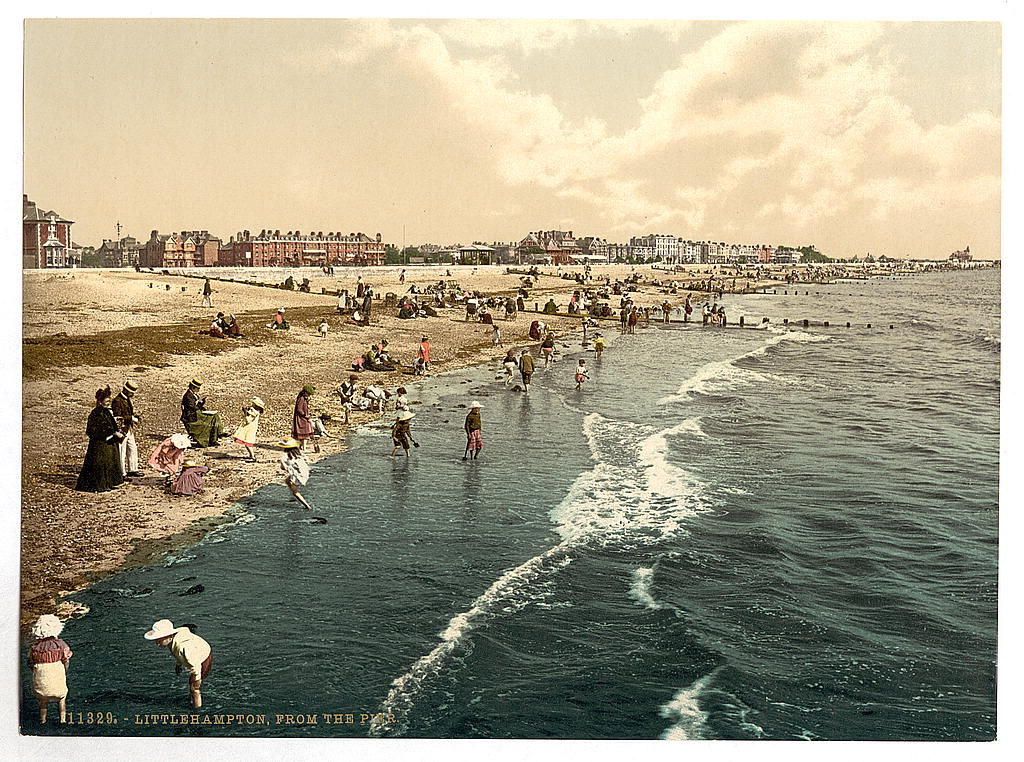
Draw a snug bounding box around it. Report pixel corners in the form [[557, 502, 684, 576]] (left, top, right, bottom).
[[24, 18, 1001, 259]]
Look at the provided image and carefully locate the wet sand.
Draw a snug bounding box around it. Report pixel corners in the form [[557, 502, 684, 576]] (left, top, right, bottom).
[[28, 264, 739, 626]]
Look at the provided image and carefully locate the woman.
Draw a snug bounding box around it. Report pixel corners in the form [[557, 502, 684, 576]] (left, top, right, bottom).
[[292, 384, 315, 451], [279, 438, 312, 510], [463, 401, 483, 461], [148, 433, 192, 484], [27, 614, 73, 724], [170, 459, 209, 496], [76, 386, 125, 492], [391, 411, 415, 457], [529, 320, 542, 341], [233, 397, 265, 461], [541, 332, 556, 366]]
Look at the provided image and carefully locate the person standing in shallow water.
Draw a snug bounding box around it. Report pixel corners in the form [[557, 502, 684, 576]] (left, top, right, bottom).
[[28, 614, 73, 724], [144, 619, 212, 708], [575, 359, 589, 390], [279, 438, 312, 509], [391, 411, 416, 457], [519, 349, 535, 394], [463, 401, 483, 460], [76, 386, 125, 492]]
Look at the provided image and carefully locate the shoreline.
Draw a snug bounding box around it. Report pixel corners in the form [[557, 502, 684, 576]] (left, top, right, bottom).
[[21, 263, 965, 628]]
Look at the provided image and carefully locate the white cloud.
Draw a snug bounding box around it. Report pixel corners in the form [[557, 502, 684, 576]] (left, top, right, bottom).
[[305, 20, 999, 245]]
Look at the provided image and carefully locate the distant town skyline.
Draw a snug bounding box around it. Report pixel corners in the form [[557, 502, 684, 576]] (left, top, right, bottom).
[[25, 19, 1001, 259]]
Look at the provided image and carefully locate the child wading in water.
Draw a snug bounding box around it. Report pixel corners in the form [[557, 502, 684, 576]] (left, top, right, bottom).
[[463, 401, 483, 460], [391, 411, 416, 456], [594, 334, 605, 357], [575, 360, 589, 390], [279, 438, 312, 509]]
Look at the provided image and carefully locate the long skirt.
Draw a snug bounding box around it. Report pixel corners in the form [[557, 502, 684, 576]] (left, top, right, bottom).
[[185, 410, 225, 447], [76, 440, 124, 492]]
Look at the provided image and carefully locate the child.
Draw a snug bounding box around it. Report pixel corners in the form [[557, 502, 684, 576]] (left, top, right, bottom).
[[394, 387, 410, 412], [575, 359, 589, 390], [463, 401, 483, 460], [391, 411, 416, 457], [503, 349, 518, 386], [279, 438, 312, 509], [541, 332, 556, 366], [171, 459, 210, 495], [232, 397, 265, 461], [318, 319, 329, 338], [491, 324, 502, 346], [593, 334, 605, 356], [28, 614, 73, 724]]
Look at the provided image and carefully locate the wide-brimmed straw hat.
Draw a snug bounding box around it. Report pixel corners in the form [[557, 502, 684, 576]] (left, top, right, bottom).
[[123, 380, 139, 395], [278, 438, 302, 449], [144, 619, 180, 640], [188, 378, 203, 389], [182, 459, 200, 468], [470, 401, 482, 409], [396, 411, 415, 421], [250, 397, 266, 411]]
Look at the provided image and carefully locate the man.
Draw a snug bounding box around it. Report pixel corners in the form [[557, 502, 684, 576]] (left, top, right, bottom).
[[111, 380, 142, 477], [201, 278, 214, 307], [519, 349, 535, 395], [144, 619, 211, 708]]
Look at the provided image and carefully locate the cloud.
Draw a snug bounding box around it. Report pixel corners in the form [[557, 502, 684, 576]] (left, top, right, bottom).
[[303, 20, 999, 248]]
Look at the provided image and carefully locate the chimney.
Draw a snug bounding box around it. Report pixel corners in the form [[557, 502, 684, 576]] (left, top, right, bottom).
[[376, 233, 382, 243]]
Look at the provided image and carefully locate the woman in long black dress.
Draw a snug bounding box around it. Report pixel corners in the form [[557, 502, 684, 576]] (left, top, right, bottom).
[[76, 386, 125, 493]]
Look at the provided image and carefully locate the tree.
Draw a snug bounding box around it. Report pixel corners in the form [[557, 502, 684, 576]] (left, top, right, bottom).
[[385, 245, 402, 265]]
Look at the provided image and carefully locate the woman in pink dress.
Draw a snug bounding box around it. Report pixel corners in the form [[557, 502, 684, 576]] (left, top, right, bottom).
[[292, 385, 315, 452], [171, 459, 209, 495], [148, 433, 192, 484]]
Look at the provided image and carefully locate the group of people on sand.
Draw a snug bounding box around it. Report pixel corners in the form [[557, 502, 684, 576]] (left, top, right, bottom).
[[76, 376, 330, 511], [27, 611, 215, 722]]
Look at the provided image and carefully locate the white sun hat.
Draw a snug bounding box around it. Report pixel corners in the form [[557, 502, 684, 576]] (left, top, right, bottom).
[[470, 401, 482, 408], [170, 433, 192, 449], [144, 619, 180, 640], [396, 411, 416, 421]]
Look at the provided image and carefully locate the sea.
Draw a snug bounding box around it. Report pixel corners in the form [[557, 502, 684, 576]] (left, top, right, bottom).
[[21, 268, 999, 741]]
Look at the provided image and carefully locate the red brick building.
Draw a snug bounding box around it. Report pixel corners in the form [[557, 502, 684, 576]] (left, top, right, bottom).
[[517, 230, 580, 265], [139, 230, 222, 268], [217, 229, 387, 267], [23, 194, 75, 268]]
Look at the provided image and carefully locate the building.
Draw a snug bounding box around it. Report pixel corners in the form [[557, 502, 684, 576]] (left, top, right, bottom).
[[517, 230, 580, 265], [488, 242, 519, 265], [579, 236, 609, 263], [140, 231, 194, 268], [773, 247, 800, 264], [23, 194, 76, 268], [459, 244, 494, 265], [180, 231, 222, 267], [96, 235, 144, 268], [949, 246, 972, 264], [217, 230, 388, 267]]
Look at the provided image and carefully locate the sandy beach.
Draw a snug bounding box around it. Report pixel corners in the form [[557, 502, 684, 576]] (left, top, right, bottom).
[[25, 263, 775, 627]]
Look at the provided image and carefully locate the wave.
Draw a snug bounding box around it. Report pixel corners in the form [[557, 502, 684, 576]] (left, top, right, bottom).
[[660, 670, 718, 740], [372, 412, 711, 736], [629, 567, 664, 611], [659, 329, 830, 403]]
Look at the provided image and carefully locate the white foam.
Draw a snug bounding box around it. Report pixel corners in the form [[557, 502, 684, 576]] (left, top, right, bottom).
[[370, 544, 574, 736], [629, 567, 664, 611], [660, 329, 830, 403], [374, 412, 711, 735], [660, 671, 716, 740]]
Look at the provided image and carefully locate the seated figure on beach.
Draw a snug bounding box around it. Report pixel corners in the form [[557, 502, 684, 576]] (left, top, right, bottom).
[[543, 299, 558, 314], [170, 459, 209, 495], [180, 378, 225, 447], [270, 308, 290, 330], [148, 432, 192, 484]]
